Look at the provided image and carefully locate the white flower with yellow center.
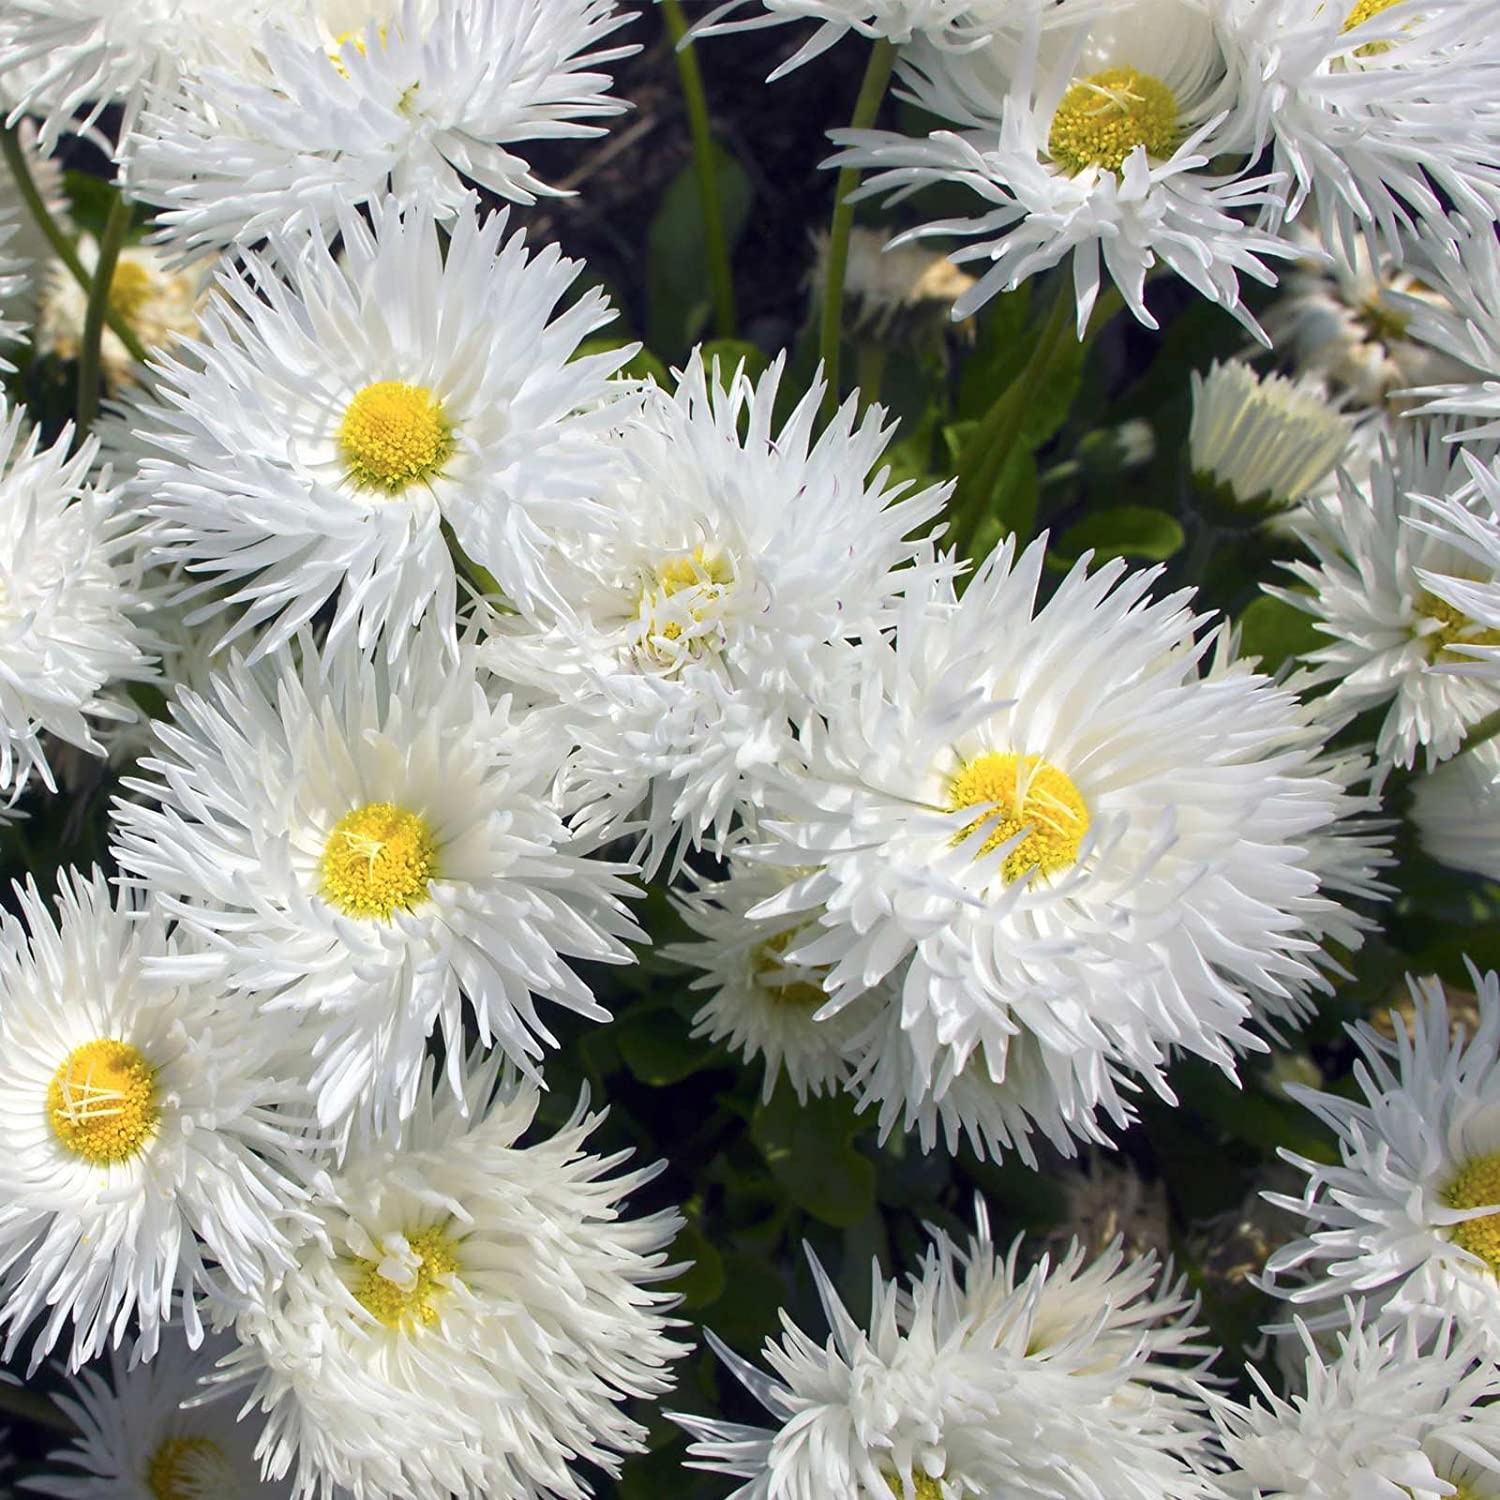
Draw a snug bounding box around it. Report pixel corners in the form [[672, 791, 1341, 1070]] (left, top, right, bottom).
[[827, 0, 1296, 335], [1273, 426, 1500, 771], [1406, 449, 1500, 662], [0, 0, 272, 147], [1218, 0, 1500, 260], [688, 0, 1024, 78], [23, 1328, 294, 1499], [110, 623, 640, 1146], [0, 396, 153, 800], [129, 194, 627, 658], [1214, 1314, 1500, 1500], [676, 1201, 1221, 1500], [486, 350, 950, 873], [667, 854, 889, 1104], [38, 235, 209, 390], [123, 0, 635, 255], [750, 539, 1378, 1163], [1411, 737, 1500, 882], [219, 1056, 683, 1500], [1262, 968, 1500, 1349], [0, 870, 320, 1375], [1189, 360, 1349, 513]]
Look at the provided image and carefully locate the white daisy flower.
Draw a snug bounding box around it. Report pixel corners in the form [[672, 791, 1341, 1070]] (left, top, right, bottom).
[[1406, 448, 1500, 653], [0, 869, 321, 1374], [748, 540, 1377, 1163], [220, 1055, 684, 1500], [1189, 360, 1349, 514], [38, 234, 209, 389], [0, 397, 153, 799], [688, 0, 1023, 79], [1262, 218, 1483, 414], [123, 0, 636, 255], [1273, 426, 1500, 771], [0, 0, 272, 148], [827, 0, 1297, 335], [1262, 968, 1500, 1349], [1411, 737, 1500, 882], [677, 1200, 1220, 1500], [485, 350, 950, 872], [1218, 0, 1500, 259], [129, 194, 627, 657], [1214, 1313, 1500, 1500], [22, 1328, 295, 1499], [667, 852, 887, 1104], [110, 622, 641, 1145]]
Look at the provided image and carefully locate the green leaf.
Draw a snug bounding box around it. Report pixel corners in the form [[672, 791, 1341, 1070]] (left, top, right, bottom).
[[957, 284, 1032, 420], [1056, 506, 1184, 563], [666, 1223, 726, 1311], [698, 338, 770, 383], [1238, 592, 1322, 672], [646, 145, 754, 361], [572, 336, 670, 386], [751, 1087, 876, 1229], [960, 450, 1039, 553], [614, 1008, 715, 1087]]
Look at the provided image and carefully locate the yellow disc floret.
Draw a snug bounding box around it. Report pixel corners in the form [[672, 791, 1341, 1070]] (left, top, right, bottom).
[[947, 752, 1089, 883], [320, 801, 438, 919], [1443, 1150, 1500, 1273], [338, 381, 453, 494], [638, 546, 735, 657], [1048, 66, 1179, 176], [1414, 592, 1500, 663], [752, 928, 828, 1008], [146, 1438, 233, 1500], [109, 260, 154, 323], [352, 1224, 462, 1331], [47, 1039, 159, 1165], [1343, 0, 1405, 27], [884, 1471, 946, 1500]]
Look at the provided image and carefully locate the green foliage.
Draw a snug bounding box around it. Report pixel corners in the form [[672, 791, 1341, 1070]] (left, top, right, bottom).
[[1055, 505, 1185, 563]]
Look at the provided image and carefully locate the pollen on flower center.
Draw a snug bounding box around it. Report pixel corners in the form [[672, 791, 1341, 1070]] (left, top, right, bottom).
[[146, 1437, 235, 1500], [883, 1470, 945, 1500], [109, 261, 154, 323], [752, 928, 827, 1007], [637, 546, 735, 659], [47, 1038, 159, 1165], [1343, 0, 1405, 27], [320, 801, 439, 919], [947, 751, 1090, 883], [1048, 65, 1179, 176], [351, 1224, 463, 1331], [1443, 1151, 1500, 1273], [338, 381, 453, 494], [1414, 592, 1500, 662]]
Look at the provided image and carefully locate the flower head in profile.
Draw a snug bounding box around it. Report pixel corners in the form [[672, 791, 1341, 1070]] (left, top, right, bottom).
[[487, 349, 949, 872], [749, 540, 1380, 1163], [829, 0, 1297, 336], [125, 0, 636, 254], [0, 869, 320, 1374], [677, 1199, 1220, 1500], [1262, 967, 1500, 1349], [1411, 737, 1500, 883], [129, 194, 627, 659], [0, 397, 152, 800], [22, 1328, 293, 1498], [1273, 425, 1500, 770], [221, 1056, 684, 1500], [111, 623, 640, 1146]]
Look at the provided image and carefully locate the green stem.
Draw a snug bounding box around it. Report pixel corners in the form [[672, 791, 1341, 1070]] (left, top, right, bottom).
[[1462, 705, 1500, 757], [818, 37, 899, 422], [75, 190, 131, 440], [0, 1380, 78, 1436], [853, 338, 887, 414], [0, 126, 149, 367], [661, 0, 736, 340]]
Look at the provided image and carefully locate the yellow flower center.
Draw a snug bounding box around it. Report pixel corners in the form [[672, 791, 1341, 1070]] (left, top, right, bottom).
[[637, 546, 735, 659], [146, 1437, 234, 1500], [1358, 295, 1409, 344], [1414, 592, 1500, 662], [109, 260, 154, 323], [947, 752, 1089, 883], [47, 1039, 159, 1165], [1343, 0, 1404, 26], [337, 381, 453, 494], [1048, 66, 1179, 176], [752, 928, 827, 1007], [351, 1224, 462, 1331], [319, 801, 438, 919], [1443, 1151, 1500, 1273], [884, 1471, 945, 1500]]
